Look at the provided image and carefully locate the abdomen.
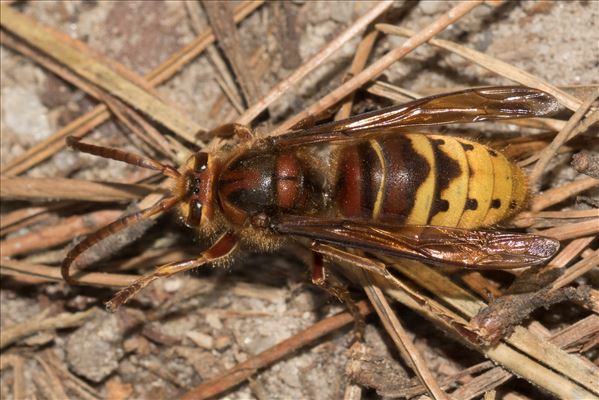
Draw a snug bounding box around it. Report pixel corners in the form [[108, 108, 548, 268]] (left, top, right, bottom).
[[333, 134, 527, 229]]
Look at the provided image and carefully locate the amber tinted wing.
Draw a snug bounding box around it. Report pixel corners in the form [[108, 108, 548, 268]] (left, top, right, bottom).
[[272, 87, 560, 147], [273, 216, 560, 268]]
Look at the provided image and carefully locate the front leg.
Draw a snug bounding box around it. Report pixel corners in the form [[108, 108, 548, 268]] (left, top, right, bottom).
[[106, 232, 238, 311]]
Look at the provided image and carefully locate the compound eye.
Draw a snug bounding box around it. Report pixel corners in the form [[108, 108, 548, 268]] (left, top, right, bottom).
[[185, 199, 203, 227]]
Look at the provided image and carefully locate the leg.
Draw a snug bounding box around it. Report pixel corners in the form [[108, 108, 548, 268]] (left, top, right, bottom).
[[312, 242, 394, 281], [106, 232, 238, 312], [311, 251, 365, 341], [208, 123, 254, 141], [312, 243, 487, 345]]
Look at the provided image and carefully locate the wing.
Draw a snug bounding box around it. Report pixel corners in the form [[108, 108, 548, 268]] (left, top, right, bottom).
[[272, 216, 560, 269], [272, 87, 560, 147]]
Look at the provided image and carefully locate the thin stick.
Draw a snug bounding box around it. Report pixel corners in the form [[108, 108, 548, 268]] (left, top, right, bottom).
[[1, 308, 98, 349], [185, 0, 245, 114], [531, 177, 599, 211], [0, 1, 262, 177], [0, 259, 139, 287], [550, 250, 599, 291], [529, 91, 599, 189], [385, 258, 599, 396], [537, 218, 599, 241], [0, 5, 203, 141], [360, 270, 449, 400], [511, 209, 599, 228], [180, 302, 372, 400], [376, 24, 583, 112], [203, 1, 261, 106], [335, 28, 380, 120], [0, 210, 122, 257], [237, 0, 395, 126], [272, 0, 484, 134], [0, 177, 154, 202]]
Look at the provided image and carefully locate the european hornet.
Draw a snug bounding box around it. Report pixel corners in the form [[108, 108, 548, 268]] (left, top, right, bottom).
[[61, 87, 561, 311]]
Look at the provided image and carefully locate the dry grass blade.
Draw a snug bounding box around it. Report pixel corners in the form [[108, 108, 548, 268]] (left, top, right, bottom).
[[359, 270, 449, 400], [237, 0, 394, 126], [186, 1, 245, 114], [0, 177, 154, 202], [35, 354, 69, 399], [0, 307, 98, 349], [0, 355, 26, 399], [511, 209, 599, 228], [450, 367, 512, 400], [376, 24, 583, 112], [273, 0, 484, 134], [180, 302, 372, 400], [0, 210, 122, 257], [203, 1, 261, 106], [550, 250, 599, 291], [387, 258, 599, 397], [0, 1, 262, 177], [0, 205, 58, 231], [0, 259, 139, 288], [335, 28, 380, 120], [532, 176, 599, 211], [538, 218, 599, 241], [0, 5, 203, 142], [529, 90, 599, 188]]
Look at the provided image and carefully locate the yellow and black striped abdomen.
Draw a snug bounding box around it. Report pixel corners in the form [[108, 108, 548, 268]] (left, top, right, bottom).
[[334, 134, 527, 229]]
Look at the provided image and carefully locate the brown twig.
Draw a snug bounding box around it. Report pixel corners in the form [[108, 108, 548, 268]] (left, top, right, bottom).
[[0, 5, 203, 141], [376, 24, 583, 112], [0, 1, 262, 177], [531, 177, 599, 211], [0, 177, 154, 202], [359, 270, 449, 400], [528, 91, 599, 189], [273, 0, 484, 134], [0, 259, 139, 287], [384, 258, 599, 397], [180, 302, 372, 400], [550, 250, 599, 291], [237, 0, 394, 126], [1, 307, 98, 349], [203, 1, 261, 106], [0, 209, 122, 257], [537, 218, 599, 241]]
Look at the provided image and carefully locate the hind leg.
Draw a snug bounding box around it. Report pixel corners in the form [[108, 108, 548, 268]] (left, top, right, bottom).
[[311, 251, 365, 341]]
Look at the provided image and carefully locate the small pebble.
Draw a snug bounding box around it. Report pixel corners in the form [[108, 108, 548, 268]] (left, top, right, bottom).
[[186, 331, 214, 349], [214, 335, 232, 351], [66, 312, 124, 383], [205, 313, 223, 330]]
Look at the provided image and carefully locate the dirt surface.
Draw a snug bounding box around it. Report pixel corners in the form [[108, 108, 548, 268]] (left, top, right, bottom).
[[1, 1, 597, 399]]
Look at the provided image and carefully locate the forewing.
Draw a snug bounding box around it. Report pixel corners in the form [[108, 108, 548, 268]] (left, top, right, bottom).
[[273, 217, 560, 268], [273, 86, 560, 146]]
